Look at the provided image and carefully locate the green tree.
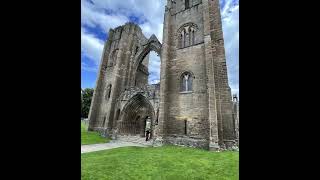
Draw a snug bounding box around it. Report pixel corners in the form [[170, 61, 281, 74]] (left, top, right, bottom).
[[81, 88, 94, 118]]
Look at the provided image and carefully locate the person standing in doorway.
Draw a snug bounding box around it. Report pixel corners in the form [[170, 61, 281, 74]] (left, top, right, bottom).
[[145, 118, 151, 141]]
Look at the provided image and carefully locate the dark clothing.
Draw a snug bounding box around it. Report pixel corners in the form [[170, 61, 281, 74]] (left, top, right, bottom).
[[145, 130, 150, 141]]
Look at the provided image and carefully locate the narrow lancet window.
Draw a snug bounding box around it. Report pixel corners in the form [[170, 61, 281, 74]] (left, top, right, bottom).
[[181, 72, 193, 92], [185, 0, 189, 9]]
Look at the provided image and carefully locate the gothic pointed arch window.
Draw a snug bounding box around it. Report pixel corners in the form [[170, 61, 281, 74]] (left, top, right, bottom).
[[190, 27, 195, 45], [180, 72, 193, 92], [178, 31, 184, 48], [115, 109, 120, 121], [184, 26, 190, 47], [105, 84, 112, 100], [177, 23, 198, 49], [185, 0, 189, 9]]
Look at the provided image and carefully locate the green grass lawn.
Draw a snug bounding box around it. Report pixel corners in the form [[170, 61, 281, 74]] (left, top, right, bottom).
[[81, 122, 109, 145], [81, 146, 239, 180]]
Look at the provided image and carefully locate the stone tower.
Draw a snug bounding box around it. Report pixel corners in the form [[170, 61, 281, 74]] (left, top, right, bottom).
[[87, 0, 237, 150], [156, 0, 236, 149]]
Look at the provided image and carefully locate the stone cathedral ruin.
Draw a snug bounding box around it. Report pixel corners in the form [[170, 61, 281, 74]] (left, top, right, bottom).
[[87, 0, 239, 150]]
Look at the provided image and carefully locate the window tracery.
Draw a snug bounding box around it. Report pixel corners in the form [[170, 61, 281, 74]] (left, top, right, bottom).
[[177, 23, 198, 48]]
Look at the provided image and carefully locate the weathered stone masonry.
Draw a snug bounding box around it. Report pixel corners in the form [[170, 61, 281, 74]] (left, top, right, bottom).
[[88, 0, 238, 150]]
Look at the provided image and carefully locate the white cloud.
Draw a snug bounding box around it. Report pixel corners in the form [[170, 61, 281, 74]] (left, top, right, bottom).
[[90, 0, 165, 23], [82, 0, 165, 41], [81, 28, 104, 66], [148, 51, 161, 84], [81, 0, 130, 32], [140, 22, 164, 42], [221, 0, 239, 97], [81, 62, 98, 72], [150, 79, 160, 84], [81, 0, 239, 96]]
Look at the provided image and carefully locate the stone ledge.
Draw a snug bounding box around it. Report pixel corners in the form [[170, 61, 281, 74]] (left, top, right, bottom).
[[179, 91, 193, 94]]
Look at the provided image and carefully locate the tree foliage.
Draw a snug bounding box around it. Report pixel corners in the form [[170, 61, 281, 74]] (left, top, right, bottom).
[[81, 88, 94, 118]]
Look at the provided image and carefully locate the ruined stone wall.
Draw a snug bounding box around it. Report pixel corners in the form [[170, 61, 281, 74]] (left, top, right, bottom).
[[88, 0, 237, 150], [116, 85, 160, 113], [135, 65, 148, 87], [88, 23, 149, 135], [113, 84, 160, 138]]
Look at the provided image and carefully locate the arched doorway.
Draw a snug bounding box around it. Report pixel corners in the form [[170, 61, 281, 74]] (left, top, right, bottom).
[[117, 94, 155, 138]]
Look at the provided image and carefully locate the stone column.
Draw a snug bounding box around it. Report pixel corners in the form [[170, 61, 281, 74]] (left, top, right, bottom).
[[153, 4, 172, 147], [202, 0, 220, 150], [208, 0, 236, 149]]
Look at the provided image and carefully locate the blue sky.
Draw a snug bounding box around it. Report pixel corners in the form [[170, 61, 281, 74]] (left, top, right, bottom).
[[81, 0, 239, 95]]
